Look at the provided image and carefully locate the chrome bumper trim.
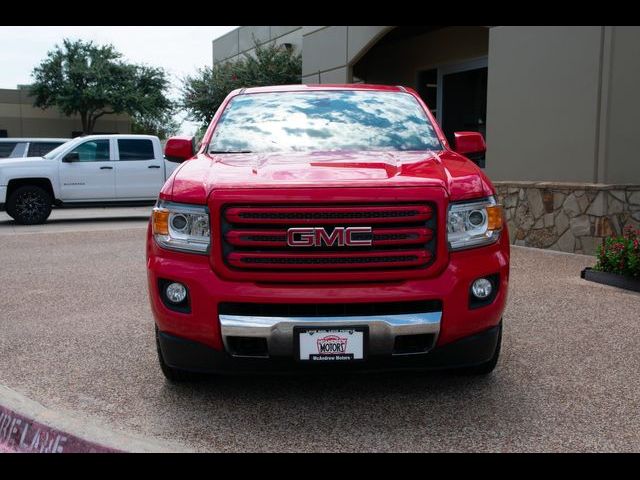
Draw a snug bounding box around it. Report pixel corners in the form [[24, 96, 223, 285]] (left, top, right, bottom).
[[219, 312, 442, 357]]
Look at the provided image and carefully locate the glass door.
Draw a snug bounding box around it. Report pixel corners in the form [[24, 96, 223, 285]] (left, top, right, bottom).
[[437, 58, 488, 166]]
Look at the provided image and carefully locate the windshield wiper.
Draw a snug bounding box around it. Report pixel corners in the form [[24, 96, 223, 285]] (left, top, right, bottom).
[[209, 150, 252, 154]]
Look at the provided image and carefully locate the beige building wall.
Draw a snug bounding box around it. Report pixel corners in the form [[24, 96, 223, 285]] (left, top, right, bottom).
[[485, 26, 640, 184], [602, 26, 640, 184], [0, 87, 131, 138], [212, 26, 303, 65]]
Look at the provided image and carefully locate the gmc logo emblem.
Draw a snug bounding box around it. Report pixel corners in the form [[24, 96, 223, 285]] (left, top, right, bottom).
[[287, 227, 372, 247]]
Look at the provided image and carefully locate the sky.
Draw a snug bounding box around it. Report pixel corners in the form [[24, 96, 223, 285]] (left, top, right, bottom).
[[0, 26, 239, 135]]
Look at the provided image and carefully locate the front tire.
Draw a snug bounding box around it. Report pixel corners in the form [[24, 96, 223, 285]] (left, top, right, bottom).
[[6, 185, 52, 225]]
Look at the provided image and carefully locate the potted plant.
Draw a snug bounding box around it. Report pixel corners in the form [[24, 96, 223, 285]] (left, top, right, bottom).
[[581, 225, 640, 292]]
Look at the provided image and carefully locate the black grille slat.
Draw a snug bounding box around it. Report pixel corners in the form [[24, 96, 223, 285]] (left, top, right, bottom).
[[245, 235, 286, 242], [241, 255, 419, 265], [239, 210, 421, 220]]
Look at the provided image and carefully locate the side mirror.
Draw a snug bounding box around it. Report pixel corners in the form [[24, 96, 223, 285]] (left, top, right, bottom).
[[62, 152, 79, 163], [453, 131, 486, 156], [165, 136, 196, 163]]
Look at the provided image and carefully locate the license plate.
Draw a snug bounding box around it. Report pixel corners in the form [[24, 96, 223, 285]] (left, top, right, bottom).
[[295, 327, 367, 361]]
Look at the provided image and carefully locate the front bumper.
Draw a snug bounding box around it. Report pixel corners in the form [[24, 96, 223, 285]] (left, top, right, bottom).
[[158, 324, 501, 374], [220, 311, 442, 357], [147, 221, 510, 372]]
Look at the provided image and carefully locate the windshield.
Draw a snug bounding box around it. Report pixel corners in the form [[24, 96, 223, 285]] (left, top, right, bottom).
[[44, 138, 76, 159], [208, 90, 442, 154]]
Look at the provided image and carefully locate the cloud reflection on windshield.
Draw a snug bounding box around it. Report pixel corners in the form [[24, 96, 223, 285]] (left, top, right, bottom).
[[209, 90, 441, 153]]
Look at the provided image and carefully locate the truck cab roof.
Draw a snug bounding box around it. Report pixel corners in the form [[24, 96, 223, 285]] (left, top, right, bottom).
[[237, 83, 410, 95]]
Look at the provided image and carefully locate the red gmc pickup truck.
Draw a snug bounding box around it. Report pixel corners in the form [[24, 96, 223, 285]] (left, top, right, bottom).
[[147, 84, 509, 381]]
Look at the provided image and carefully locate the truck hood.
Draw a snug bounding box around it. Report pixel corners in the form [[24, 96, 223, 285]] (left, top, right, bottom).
[[165, 150, 495, 204], [0, 156, 49, 168], [0, 157, 56, 186]]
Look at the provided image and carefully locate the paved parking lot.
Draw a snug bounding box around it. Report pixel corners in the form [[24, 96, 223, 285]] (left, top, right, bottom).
[[0, 206, 151, 235], [0, 210, 639, 452]]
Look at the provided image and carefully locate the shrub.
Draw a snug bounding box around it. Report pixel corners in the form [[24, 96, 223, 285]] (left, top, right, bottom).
[[594, 225, 640, 278]]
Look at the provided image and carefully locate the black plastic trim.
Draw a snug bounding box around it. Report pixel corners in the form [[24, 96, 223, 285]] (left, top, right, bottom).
[[156, 324, 501, 375], [393, 333, 436, 354], [582, 267, 640, 293], [226, 336, 269, 357]]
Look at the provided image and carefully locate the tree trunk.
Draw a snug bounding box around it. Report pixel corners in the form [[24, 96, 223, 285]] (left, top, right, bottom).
[[88, 114, 96, 135], [87, 110, 113, 134], [80, 112, 89, 135]]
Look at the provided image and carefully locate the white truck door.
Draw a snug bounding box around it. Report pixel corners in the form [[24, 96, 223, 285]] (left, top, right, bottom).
[[114, 138, 163, 199], [58, 139, 116, 200], [164, 158, 179, 178]]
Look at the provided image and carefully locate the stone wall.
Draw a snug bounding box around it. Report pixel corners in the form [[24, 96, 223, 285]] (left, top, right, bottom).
[[494, 182, 640, 255]]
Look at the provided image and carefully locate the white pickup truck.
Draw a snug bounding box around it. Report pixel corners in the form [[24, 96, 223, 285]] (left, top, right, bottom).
[[0, 134, 189, 224]]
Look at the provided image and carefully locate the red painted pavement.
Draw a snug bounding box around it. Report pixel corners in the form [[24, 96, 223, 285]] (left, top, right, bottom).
[[0, 404, 119, 453]]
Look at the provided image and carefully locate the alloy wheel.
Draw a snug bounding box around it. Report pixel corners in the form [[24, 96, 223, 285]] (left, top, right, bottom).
[[15, 191, 47, 222]]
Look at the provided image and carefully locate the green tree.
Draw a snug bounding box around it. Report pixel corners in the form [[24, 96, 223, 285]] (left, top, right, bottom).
[[131, 111, 181, 140], [31, 39, 174, 135], [182, 40, 301, 127]]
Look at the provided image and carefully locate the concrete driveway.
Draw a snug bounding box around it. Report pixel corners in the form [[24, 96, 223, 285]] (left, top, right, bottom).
[[0, 213, 639, 452], [0, 206, 151, 235]]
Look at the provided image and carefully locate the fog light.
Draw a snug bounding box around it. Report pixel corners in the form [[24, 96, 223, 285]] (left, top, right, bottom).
[[165, 282, 187, 304], [471, 278, 493, 299]]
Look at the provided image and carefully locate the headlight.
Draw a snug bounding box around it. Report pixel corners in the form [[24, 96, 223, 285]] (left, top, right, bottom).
[[447, 196, 503, 251], [152, 200, 210, 254]]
